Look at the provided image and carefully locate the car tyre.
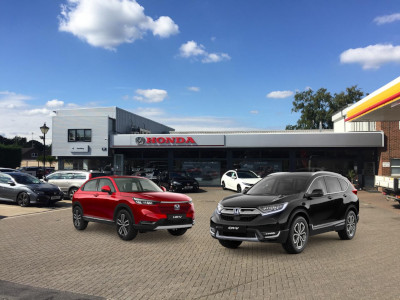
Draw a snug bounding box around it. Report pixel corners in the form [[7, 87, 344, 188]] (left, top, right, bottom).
[[168, 228, 187, 236], [219, 239, 242, 249], [68, 187, 78, 199], [237, 185, 242, 193], [222, 181, 226, 190], [73, 206, 88, 230], [116, 209, 138, 241], [282, 216, 309, 254], [338, 210, 357, 240], [17, 192, 30, 207]]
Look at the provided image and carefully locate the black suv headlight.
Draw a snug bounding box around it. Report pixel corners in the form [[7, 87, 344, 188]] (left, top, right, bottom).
[[258, 202, 288, 216], [217, 202, 223, 214], [133, 198, 160, 205]]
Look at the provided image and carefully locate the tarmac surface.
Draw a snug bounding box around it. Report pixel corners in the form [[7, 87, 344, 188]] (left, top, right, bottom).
[[0, 188, 399, 300]]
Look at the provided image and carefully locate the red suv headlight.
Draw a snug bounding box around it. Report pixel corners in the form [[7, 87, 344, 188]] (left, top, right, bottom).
[[133, 198, 160, 205]]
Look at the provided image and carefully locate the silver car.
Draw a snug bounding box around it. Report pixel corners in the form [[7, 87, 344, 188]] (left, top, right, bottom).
[[0, 172, 63, 206], [44, 170, 104, 199]]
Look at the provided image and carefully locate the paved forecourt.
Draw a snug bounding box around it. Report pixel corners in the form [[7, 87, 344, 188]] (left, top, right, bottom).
[[0, 189, 399, 300]]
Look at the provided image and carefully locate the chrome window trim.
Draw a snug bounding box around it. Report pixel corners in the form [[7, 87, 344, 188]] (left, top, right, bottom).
[[306, 175, 348, 196]]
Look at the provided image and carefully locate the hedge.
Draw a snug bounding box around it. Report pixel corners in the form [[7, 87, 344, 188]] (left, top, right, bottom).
[[0, 144, 22, 168]]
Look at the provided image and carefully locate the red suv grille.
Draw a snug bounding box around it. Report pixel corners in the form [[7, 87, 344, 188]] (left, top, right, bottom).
[[159, 203, 191, 214]]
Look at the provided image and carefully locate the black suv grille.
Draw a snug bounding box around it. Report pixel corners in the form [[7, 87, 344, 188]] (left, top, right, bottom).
[[221, 215, 258, 222]]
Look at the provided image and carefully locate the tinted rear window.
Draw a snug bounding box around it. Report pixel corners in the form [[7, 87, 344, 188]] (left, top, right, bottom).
[[324, 176, 342, 193]]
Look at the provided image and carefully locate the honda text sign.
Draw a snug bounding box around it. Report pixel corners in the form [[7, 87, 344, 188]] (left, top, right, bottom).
[[112, 134, 225, 147]]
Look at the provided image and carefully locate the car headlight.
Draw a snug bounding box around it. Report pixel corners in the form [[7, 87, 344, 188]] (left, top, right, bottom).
[[133, 198, 160, 205], [217, 202, 224, 214], [172, 181, 182, 185], [258, 202, 288, 215]]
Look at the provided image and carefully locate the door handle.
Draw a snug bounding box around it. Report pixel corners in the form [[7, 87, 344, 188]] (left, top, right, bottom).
[[343, 194, 347, 197], [328, 196, 332, 200]]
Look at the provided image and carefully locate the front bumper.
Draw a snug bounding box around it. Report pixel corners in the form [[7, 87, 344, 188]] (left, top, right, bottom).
[[30, 192, 64, 204], [134, 217, 194, 231]]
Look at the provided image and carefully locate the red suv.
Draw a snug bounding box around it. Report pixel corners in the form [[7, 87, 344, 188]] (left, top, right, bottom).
[[72, 176, 195, 240]]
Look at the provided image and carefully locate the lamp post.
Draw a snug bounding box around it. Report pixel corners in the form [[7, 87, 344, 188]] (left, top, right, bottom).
[[40, 123, 49, 179]]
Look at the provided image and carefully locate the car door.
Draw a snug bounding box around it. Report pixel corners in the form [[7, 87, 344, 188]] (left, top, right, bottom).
[[306, 176, 333, 228], [0, 173, 14, 201], [322, 176, 346, 222], [226, 171, 236, 190], [78, 179, 100, 218], [95, 178, 117, 221]]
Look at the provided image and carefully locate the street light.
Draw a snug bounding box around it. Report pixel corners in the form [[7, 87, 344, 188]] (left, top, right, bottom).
[[40, 122, 49, 179]]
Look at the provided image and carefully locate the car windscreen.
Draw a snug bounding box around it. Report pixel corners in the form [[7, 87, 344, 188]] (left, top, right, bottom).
[[8, 173, 41, 184], [247, 175, 309, 196], [237, 171, 258, 179], [170, 172, 190, 179], [114, 177, 163, 193]]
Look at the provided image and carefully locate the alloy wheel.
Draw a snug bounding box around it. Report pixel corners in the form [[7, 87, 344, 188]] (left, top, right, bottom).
[[293, 221, 307, 250], [117, 213, 130, 237]]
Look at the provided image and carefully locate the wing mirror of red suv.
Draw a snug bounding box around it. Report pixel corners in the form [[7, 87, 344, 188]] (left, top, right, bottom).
[[101, 185, 112, 194]]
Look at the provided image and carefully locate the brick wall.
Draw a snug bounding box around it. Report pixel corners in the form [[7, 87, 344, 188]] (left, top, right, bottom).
[[376, 121, 400, 176]]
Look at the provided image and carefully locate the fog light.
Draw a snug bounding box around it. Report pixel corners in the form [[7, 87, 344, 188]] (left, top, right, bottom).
[[262, 231, 278, 237], [210, 227, 216, 236]]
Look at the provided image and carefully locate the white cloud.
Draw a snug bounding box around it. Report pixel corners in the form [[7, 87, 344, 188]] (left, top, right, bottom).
[[58, 0, 179, 50], [187, 86, 200, 92], [23, 108, 53, 116], [266, 90, 294, 99], [0, 91, 32, 109], [179, 40, 231, 63], [133, 107, 165, 117], [133, 89, 168, 103], [340, 44, 400, 69], [374, 13, 400, 25], [46, 99, 65, 108], [250, 110, 259, 114]]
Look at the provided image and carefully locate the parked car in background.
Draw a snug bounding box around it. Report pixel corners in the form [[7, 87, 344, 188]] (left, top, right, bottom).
[[158, 171, 199, 192], [72, 176, 195, 240], [44, 170, 104, 199], [19, 166, 54, 178], [0, 172, 63, 206], [221, 170, 261, 193], [211, 171, 359, 254], [0, 167, 20, 173]]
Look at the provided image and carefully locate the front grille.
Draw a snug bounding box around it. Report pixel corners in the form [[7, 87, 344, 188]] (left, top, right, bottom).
[[159, 203, 191, 214], [220, 214, 258, 222]]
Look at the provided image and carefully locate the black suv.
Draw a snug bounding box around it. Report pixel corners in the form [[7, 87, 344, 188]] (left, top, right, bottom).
[[158, 171, 199, 192], [210, 171, 359, 254]]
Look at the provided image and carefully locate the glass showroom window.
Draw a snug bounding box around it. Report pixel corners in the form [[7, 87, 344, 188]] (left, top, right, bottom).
[[68, 129, 92, 142], [391, 159, 400, 176]]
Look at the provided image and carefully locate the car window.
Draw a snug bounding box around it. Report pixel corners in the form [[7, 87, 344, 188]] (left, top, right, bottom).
[[98, 178, 115, 192], [307, 177, 327, 194], [73, 173, 87, 180], [324, 176, 342, 193], [237, 171, 258, 179], [115, 178, 163, 193], [82, 179, 98, 191], [9, 173, 41, 184], [248, 175, 309, 196], [47, 173, 61, 180], [225, 171, 233, 177], [0, 173, 12, 183], [338, 178, 349, 191]]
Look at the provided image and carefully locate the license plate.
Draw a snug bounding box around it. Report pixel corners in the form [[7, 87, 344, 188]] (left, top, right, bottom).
[[167, 214, 185, 220], [183, 186, 192, 189], [223, 225, 246, 233], [51, 196, 61, 200]]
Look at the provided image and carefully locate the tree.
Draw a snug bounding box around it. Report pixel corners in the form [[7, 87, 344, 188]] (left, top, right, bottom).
[[286, 86, 364, 130]]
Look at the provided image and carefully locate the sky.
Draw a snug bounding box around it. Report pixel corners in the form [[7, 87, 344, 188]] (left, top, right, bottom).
[[1, 0, 400, 143]]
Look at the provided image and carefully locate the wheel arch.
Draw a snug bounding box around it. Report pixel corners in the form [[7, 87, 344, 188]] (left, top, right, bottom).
[[287, 208, 310, 229], [113, 203, 134, 222]]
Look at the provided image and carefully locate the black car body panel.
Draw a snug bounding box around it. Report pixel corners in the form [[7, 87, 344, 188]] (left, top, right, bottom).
[[158, 171, 199, 192], [210, 171, 359, 253]]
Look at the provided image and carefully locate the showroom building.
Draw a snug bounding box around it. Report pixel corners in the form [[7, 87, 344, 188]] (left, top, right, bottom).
[[52, 106, 383, 188]]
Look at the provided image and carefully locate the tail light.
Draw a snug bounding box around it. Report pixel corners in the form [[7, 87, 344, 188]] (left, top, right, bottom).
[[88, 173, 92, 179], [351, 185, 357, 195]]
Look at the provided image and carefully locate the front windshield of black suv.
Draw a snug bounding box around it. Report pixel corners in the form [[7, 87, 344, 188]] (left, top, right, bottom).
[[247, 174, 309, 196]]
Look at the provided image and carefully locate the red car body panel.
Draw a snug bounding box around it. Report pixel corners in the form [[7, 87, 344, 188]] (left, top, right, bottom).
[[72, 176, 195, 228]]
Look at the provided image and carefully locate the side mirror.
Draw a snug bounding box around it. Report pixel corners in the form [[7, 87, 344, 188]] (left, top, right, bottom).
[[306, 189, 323, 198], [161, 186, 167, 192], [101, 185, 112, 194], [243, 187, 250, 194], [8, 181, 15, 186]]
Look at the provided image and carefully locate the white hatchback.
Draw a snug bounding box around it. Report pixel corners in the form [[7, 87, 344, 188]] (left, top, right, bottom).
[[221, 170, 261, 193]]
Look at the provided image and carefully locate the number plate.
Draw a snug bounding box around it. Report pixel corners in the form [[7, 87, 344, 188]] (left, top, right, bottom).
[[167, 214, 185, 220], [51, 196, 61, 200], [223, 225, 246, 233]]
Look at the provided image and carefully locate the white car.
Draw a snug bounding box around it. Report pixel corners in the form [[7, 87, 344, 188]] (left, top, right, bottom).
[[221, 170, 261, 193]]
